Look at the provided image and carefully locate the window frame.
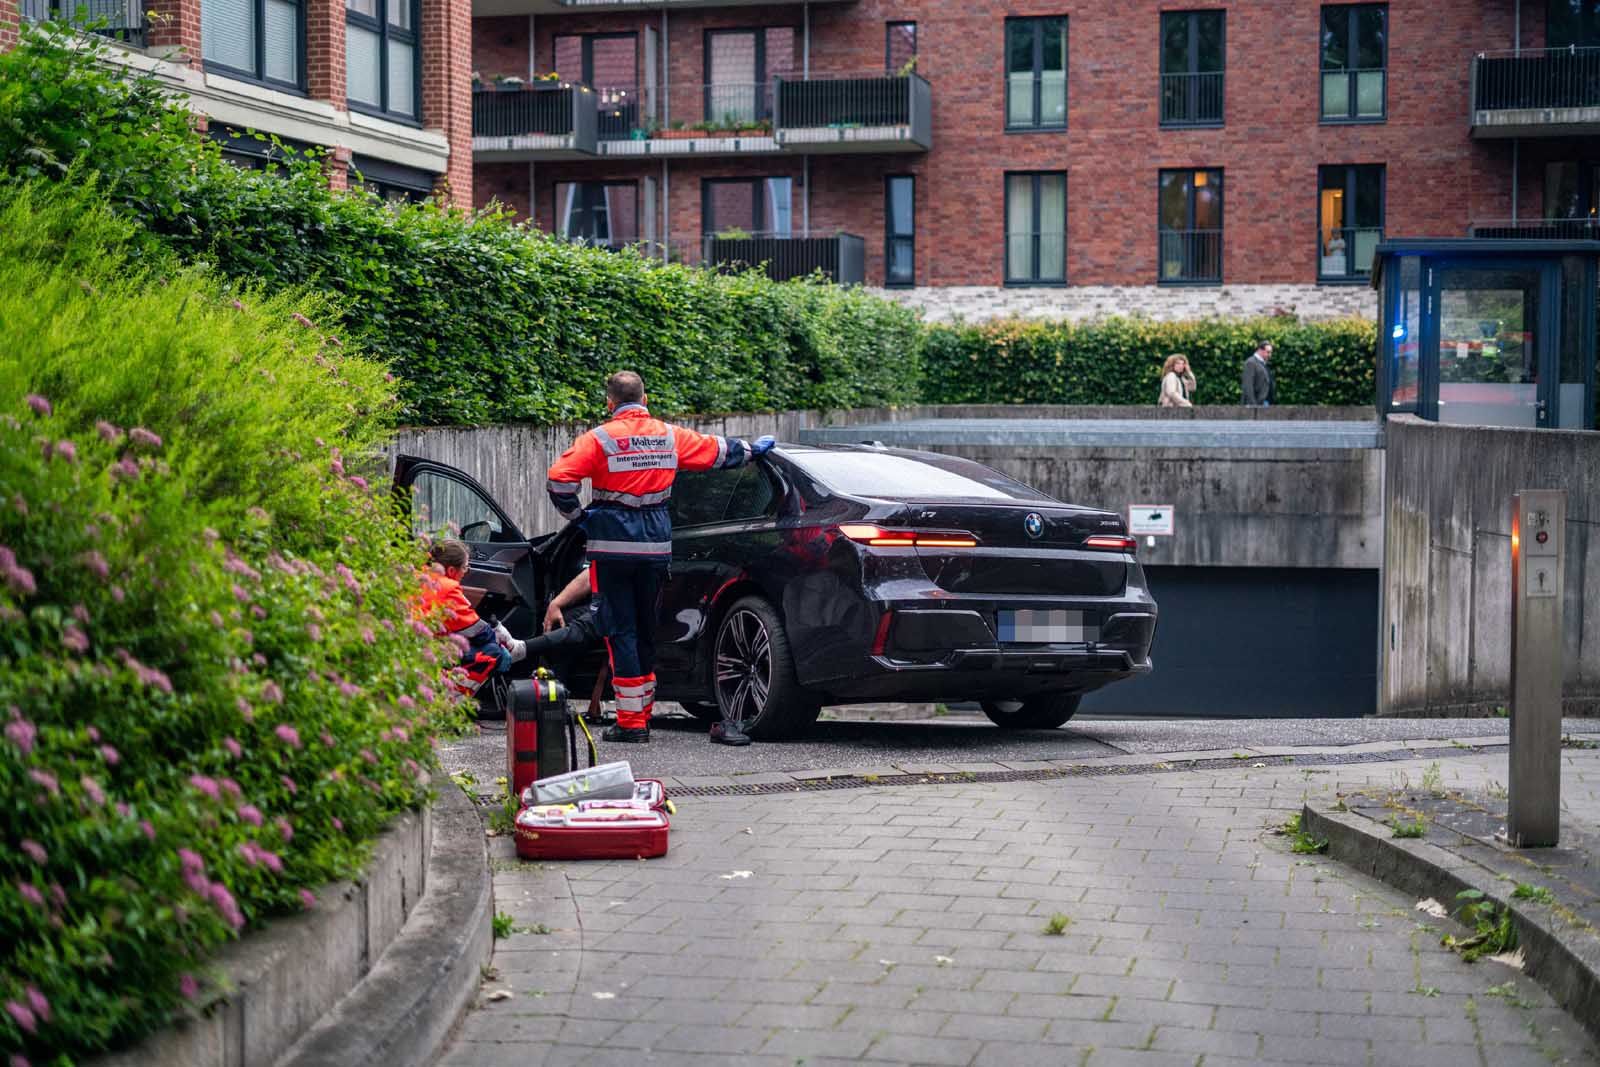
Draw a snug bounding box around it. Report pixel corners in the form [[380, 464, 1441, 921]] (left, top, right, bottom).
[[701, 176, 792, 237], [1316, 163, 1385, 284], [1157, 167, 1225, 286], [1158, 9, 1225, 128], [553, 31, 638, 88], [555, 180, 641, 248], [886, 20, 917, 74], [1004, 15, 1068, 132], [1003, 170, 1068, 287], [345, 0, 421, 125], [202, 0, 307, 94], [703, 26, 794, 124], [884, 174, 915, 288], [1319, 3, 1387, 124]]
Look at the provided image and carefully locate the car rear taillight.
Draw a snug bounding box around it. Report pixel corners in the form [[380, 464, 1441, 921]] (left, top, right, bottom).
[[871, 610, 894, 655], [837, 523, 978, 548], [1083, 534, 1137, 551]]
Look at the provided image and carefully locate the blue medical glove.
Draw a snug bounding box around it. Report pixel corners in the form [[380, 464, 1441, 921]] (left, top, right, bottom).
[[750, 435, 776, 457]]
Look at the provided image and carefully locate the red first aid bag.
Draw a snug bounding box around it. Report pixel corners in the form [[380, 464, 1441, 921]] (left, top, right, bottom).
[[513, 807, 669, 861]]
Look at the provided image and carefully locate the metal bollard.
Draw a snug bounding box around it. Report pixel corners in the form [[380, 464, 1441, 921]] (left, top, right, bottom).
[[1506, 490, 1566, 848]]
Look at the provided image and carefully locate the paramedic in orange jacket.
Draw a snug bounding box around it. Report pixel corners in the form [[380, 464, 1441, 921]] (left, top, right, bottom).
[[546, 371, 775, 745]]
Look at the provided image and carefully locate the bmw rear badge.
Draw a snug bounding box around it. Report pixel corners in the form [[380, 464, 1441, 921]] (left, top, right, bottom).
[[1024, 513, 1044, 540]]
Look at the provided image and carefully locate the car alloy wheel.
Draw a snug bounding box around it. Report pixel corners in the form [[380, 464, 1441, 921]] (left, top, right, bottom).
[[716, 608, 773, 726]]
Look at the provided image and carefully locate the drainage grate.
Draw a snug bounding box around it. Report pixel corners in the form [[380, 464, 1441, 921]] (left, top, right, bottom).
[[670, 742, 1519, 798]]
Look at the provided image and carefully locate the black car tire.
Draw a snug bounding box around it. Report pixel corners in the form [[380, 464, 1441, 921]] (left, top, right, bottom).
[[714, 596, 821, 739], [678, 700, 722, 723], [981, 693, 1081, 730]]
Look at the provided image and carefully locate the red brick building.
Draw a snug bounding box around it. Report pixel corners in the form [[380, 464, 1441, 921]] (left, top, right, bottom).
[[469, 0, 1599, 319], [2, 0, 472, 203]]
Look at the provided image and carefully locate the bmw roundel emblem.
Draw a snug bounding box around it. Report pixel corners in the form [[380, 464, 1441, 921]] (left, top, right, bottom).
[[1023, 513, 1044, 540]]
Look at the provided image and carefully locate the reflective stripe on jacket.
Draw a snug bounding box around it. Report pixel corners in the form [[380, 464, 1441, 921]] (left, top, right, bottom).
[[545, 404, 752, 561]]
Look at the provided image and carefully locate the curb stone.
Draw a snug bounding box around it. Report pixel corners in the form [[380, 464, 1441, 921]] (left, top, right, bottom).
[[1302, 798, 1600, 1046], [276, 784, 493, 1067]]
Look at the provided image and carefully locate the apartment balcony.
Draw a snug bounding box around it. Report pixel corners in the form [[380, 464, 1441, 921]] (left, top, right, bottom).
[[20, 0, 145, 46], [471, 83, 598, 160], [1158, 229, 1223, 284], [773, 73, 932, 153], [473, 0, 851, 19], [593, 83, 783, 158], [1471, 47, 1600, 137], [705, 232, 865, 283], [1469, 217, 1600, 239]]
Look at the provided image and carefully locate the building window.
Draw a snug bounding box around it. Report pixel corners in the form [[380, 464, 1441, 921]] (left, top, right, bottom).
[[1320, 4, 1386, 121], [886, 21, 917, 75], [1158, 168, 1223, 284], [1159, 10, 1224, 126], [346, 0, 419, 121], [202, 0, 303, 90], [1549, 3, 1600, 48], [885, 175, 915, 287], [703, 177, 793, 237], [22, 0, 146, 45], [1318, 164, 1384, 281], [705, 28, 796, 127], [1005, 16, 1067, 130], [554, 33, 639, 138], [556, 182, 639, 248], [1004, 172, 1066, 284]]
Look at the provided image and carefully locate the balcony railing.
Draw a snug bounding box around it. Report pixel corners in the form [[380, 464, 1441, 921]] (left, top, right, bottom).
[[1160, 71, 1225, 126], [1472, 47, 1600, 135], [704, 232, 865, 284], [773, 73, 932, 151], [471, 83, 598, 158], [1469, 217, 1600, 239], [20, 0, 145, 45], [1158, 229, 1222, 284], [1318, 226, 1383, 279]]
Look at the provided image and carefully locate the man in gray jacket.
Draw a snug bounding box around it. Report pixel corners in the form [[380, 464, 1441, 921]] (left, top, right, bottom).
[[1241, 341, 1275, 406]]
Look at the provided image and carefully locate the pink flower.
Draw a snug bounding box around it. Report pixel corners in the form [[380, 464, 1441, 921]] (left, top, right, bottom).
[[262, 681, 283, 705], [209, 610, 225, 628], [2, 556, 35, 596], [128, 427, 162, 450], [179, 973, 199, 999], [292, 311, 314, 328], [20, 840, 46, 864], [391, 727, 409, 744], [53, 439, 77, 463], [338, 680, 360, 699], [361, 627, 376, 645], [236, 696, 255, 721], [61, 624, 89, 653], [232, 584, 249, 603], [223, 736, 242, 758], [189, 774, 221, 800], [12, 1052, 33, 1067], [306, 622, 322, 642], [86, 725, 99, 741], [80, 776, 106, 806], [349, 476, 369, 490], [418, 684, 435, 703], [236, 804, 263, 826], [96, 420, 123, 442], [114, 801, 129, 817], [360, 748, 377, 766], [4, 1000, 36, 1034], [277, 817, 293, 843], [280, 774, 298, 795], [18, 883, 44, 908], [274, 724, 301, 748], [397, 695, 415, 711], [78, 550, 110, 580], [331, 817, 344, 832], [110, 584, 125, 602], [5, 716, 36, 755], [140, 820, 155, 841], [28, 769, 59, 797], [98, 744, 119, 765], [25, 987, 49, 1022], [320, 730, 335, 748], [208, 881, 244, 929], [300, 889, 317, 909], [219, 778, 241, 797], [24, 394, 50, 417], [10, 494, 27, 516]]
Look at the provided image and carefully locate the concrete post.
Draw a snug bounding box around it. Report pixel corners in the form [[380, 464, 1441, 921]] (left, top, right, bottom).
[[1506, 490, 1566, 847]]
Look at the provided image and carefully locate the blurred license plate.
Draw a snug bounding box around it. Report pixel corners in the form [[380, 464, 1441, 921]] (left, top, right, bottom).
[[998, 609, 1097, 644]]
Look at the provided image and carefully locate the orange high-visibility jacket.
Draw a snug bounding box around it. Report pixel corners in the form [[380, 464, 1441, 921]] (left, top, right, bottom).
[[546, 404, 753, 561], [416, 571, 481, 633]]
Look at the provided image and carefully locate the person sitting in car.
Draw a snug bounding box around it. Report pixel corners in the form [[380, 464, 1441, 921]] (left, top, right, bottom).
[[493, 566, 598, 665], [417, 539, 513, 691]]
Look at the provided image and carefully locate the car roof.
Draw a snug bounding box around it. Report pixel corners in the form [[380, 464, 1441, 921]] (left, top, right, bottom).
[[772, 443, 1087, 509]]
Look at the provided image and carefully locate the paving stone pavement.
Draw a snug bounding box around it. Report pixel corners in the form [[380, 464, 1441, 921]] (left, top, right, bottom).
[[437, 747, 1600, 1067]]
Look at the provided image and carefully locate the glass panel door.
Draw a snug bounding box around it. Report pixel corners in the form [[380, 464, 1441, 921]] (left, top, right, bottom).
[[708, 30, 758, 125], [1432, 265, 1546, 427]]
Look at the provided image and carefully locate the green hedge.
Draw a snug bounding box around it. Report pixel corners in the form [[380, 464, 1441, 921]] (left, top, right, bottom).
[[0, 180, 466, 1065], [0, 25, 925, 428], [921, 316, 1377, 407]]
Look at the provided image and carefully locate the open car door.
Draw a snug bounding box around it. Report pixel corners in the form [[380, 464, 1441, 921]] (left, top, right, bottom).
[[392, 455, 542, 652]]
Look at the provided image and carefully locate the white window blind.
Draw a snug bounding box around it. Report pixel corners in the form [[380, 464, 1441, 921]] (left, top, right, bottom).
[[264, 0, 297, 84], [346, 23, 382, 107], [387, 39, 415, 116], [202, 0, 255, 72]]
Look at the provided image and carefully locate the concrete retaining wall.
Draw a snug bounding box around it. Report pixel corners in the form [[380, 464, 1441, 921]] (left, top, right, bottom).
[[95, 808, 432, 1067], [1380, 415, 1600, 716], [871, 283, 1377, 324]]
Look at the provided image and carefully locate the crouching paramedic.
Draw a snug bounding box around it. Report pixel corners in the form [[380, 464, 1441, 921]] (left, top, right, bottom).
[[546, 371, 774, 744]]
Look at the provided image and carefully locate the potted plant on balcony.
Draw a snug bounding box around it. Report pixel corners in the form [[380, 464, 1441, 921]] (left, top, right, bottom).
[[493, 74, 524, 91], [653, 120, 699, 140]]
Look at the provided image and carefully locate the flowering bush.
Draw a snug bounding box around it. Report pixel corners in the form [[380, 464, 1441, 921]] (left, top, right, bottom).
[[0, 182, 468, 1065]]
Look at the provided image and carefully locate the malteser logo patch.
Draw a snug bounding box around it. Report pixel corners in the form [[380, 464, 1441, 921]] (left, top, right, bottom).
[[622, 435, 672, 452]]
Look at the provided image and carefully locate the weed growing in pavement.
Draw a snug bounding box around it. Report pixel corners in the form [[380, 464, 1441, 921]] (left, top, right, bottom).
[[1043, 913, 1072, 936], [1421, 762, 1443, 794], [1486, 780, 1509, 800], [1280, 813, 1329, 855], [1282, 812, 1304, 834], [493, 912, 516, 939], [1562, 734, 1599, 750], [1388, 814, 1428, 839], [1443, 890, 1518, 962], [1451, 740, 1473, 749], [1485, 982, 1534, 1010], [1495, 705, 1510, 718], [1511, 884, 1555, 905], [1411, 985, 1441, 997], [487, 792, 518, 835], [450, 771, 477, 790]]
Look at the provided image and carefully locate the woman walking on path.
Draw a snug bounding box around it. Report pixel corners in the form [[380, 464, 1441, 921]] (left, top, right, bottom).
[[1158, 353, 1196, 407]]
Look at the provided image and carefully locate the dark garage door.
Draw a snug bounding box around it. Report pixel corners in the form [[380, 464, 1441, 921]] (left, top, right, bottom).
[[1081, 566, 1378, 718]]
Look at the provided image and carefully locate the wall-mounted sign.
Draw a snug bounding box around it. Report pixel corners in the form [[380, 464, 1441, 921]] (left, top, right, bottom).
[[1128, 504, 1175, 536]]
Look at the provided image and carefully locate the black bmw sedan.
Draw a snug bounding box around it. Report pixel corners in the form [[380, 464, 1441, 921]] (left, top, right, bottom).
[[396, 444, 1157, 739]]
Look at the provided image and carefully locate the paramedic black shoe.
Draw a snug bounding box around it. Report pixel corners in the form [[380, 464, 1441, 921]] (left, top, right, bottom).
[[709, 720, 751, 746], [602, 724, 650, 744]]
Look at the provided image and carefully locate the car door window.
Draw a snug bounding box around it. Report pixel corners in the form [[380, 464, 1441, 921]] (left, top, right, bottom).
[[669, 468, 742, 528], [409, 470, 510, 543], [723, 465, 775, 521]]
